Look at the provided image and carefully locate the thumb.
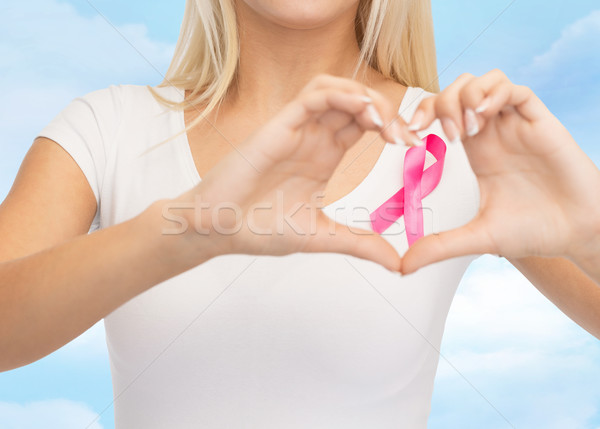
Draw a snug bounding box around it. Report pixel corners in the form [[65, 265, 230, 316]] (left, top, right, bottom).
[[307, 212, 402, 273], [400, 220, 492, 274]]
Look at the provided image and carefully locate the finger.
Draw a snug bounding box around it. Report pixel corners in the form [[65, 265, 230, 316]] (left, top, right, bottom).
[[407, 95, 447, 141], [333, 121, 364, 150], [387, 114, 423, 147], [301, 73, 370, 97], [407, 94, 436, 130], [459, 69, 510, 137], [364, 87, 412, 146], [333, 114, 407, 151], [510, 85, 549, 122], [408, 73, 475, 143], [308, 212, 402, 273], [400, 219, 494, 275], [314, 91, 393, 136], [458, 69, 549, 132], [407, 95, 463, 146], [472, 82, 548, 124], [305, 90, 372, 116], [437, 73, 478, 139], [459, 68, 510, 114], [408, 73, 475, 138], [279, 89, 374, 131], [299, 75, 407, 145], [302, 75, 400, 135], [316, 97, 387, 136], [318, 110, 354, 132]]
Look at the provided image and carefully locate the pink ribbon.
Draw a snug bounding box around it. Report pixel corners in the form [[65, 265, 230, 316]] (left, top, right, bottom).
[[369, 134, 446, 246]]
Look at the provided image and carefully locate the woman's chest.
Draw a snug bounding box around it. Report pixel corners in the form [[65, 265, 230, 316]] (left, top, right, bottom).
[[104, 250, 468, 396], [186, 119, 390, 207]]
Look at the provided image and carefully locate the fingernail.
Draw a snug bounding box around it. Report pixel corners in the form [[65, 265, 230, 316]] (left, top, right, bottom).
[[359, 95, 373, 104], [475, 97, 492, 114], [441, 117, 460, 143], [366, 104, 384, 128], [411, 135, 424, 147], [393, 136, 405, 146], [394, 136, 406, 146], [464, 108, 479, 137], [408, 109, 424, 131]]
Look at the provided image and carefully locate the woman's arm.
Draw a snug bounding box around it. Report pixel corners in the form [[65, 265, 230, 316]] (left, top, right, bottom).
[[0, 75, 409, 371], [0, 137, 214, 371], [508, 256, 600, 339]]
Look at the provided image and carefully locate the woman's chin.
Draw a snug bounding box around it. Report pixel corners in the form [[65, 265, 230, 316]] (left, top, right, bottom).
[[241, 0, 359, 31]]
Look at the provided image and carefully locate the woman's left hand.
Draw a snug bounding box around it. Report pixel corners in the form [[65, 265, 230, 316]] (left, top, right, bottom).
[[401, 69, 600, 274]]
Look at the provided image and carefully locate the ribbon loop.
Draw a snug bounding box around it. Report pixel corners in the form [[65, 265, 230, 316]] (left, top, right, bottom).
[[369, 134, 447, 246]]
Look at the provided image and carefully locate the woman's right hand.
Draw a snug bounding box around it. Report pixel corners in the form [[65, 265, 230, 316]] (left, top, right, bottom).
[[165, 75, 414, 272]]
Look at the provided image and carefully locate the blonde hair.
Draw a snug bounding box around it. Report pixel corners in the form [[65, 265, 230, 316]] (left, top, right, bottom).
[[148, 0, 438, 142]]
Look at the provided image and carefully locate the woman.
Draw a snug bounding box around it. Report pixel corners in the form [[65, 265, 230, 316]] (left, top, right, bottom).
[[0, 1, 597, 428]]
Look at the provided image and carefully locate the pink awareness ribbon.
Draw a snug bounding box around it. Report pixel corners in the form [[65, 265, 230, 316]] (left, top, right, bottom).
[[369, 134, 446, 246]]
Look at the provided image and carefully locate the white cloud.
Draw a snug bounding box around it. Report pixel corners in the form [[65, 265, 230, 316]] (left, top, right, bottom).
[[441, 256, 590, 349], [431, 255, 600, 428], [0, 0, 175, 198], [0, 399, 104, 429], [521, 10, 600, 90], [517, 9, 600, 163], [0, 0, 174, 124], [0, 0, 174, 87]]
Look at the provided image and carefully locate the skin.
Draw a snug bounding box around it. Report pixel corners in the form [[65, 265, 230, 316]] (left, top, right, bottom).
[[0, 0, 421, 371], [405, 69, 600, 337], [191, 0, 415, 204], [0, 0, 597, 375]]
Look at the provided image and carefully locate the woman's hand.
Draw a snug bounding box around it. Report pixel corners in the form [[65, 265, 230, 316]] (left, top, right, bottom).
[[402, 69, 600, 274], [169, 74, 416, 272]]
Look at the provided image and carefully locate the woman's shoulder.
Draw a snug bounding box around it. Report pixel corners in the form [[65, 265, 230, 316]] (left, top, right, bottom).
[[76, 83, 182, 116], [46, 83, 186, 159]]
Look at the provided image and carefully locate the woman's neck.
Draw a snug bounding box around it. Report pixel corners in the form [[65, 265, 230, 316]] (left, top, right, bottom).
[[227, 2, 380, 118]]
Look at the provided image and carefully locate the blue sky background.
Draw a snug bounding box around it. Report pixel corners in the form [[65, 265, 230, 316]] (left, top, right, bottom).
[[1, 1, 599, 428]]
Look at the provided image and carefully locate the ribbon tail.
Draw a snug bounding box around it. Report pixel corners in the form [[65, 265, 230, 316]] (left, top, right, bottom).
[[370, 192, 405, 234], [403, 145, 426, 247]]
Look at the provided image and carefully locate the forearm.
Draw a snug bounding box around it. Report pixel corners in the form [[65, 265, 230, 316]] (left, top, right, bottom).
[[0, 199, 212, 371], [510, 255, 600, 339]]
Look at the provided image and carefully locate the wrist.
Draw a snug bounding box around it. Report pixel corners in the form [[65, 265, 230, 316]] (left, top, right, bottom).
[[565, 217, 600, 282], [562, 154, 600, 277], [140, 198, 222, 271]]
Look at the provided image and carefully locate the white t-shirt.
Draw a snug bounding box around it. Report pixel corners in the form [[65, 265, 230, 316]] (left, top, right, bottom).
[[36, 84, 481, 428]]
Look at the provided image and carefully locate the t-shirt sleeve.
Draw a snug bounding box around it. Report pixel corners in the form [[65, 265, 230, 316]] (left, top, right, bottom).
[[35, 84, 123, 232]]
